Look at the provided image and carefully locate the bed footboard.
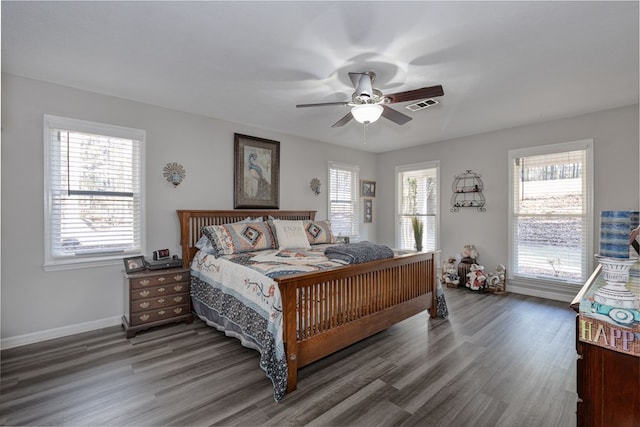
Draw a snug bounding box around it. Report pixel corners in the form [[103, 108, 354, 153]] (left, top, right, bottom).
[[276, 251, 436, 393]]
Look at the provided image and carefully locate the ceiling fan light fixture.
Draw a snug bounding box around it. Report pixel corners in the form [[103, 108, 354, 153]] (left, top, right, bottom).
[[351, 104, 383, 124]]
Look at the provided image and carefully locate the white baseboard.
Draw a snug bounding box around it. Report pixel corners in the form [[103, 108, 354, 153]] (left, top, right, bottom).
[[508, 284, 575, 303], [1, 316, 122, 350]]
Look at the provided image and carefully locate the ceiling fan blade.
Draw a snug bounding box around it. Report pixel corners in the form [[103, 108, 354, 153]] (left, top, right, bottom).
[[385, 85, 444, 104], [381, 105, 412, 125], [296, 101, 350, 108], [331, 112, 353, 128]]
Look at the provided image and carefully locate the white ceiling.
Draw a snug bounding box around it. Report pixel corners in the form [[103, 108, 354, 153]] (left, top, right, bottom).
[[2, 1, 638, 153]]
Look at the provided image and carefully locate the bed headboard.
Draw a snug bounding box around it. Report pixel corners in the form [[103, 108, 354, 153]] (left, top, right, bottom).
[[176, 209, 317, 268]]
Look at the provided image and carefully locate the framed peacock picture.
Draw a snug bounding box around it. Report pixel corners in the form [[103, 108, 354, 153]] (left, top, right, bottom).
[[234, 133, 280, 209]]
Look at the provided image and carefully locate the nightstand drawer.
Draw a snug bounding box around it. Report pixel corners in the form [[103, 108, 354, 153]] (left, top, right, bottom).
[[130, 272, 188, 289], [130, 304, 190, 326], [131, 283, 188, 300], [131, 293, 190, 313]]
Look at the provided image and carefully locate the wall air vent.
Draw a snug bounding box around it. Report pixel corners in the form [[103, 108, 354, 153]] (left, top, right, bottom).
[[406, 98, 439, 112]]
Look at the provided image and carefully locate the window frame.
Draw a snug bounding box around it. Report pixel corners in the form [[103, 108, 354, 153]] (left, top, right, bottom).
[[327, 161, 360, 239], [43, 115, 146, 271], [507, 139, 593, 288], [395, 161, 440, 251]]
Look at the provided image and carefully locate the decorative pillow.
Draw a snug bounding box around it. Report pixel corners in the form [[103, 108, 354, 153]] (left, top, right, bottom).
[[304, 220, 335, 245], [195, 235, 217, 254], [272, 219, 311, 249], [195, 217, 261, 256], [202, 221, 276, 256], [266, 219, 279, 247]]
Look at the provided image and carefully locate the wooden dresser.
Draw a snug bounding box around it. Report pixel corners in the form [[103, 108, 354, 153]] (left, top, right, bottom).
[[570, 265, 640, 427], [122, 267, 192, 338]]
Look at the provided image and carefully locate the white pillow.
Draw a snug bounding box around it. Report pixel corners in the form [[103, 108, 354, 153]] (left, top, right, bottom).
[[273, 219, 311, 249]]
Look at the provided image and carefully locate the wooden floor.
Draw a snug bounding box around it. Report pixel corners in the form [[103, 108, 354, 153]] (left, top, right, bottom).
[[0, 287, 577, 426]]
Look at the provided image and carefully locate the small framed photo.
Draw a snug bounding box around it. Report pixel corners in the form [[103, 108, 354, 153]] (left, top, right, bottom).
[[364, 199, 373, 223], [336, 236, 350, 244], [361, 180, 376, 198], [123, 255, 146, 273]]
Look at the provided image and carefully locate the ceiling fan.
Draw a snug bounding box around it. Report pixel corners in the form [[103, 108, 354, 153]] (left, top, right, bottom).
[[296, 71, 444, 128]]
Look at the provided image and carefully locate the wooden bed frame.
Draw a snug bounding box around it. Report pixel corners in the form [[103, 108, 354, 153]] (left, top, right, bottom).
[[177, 209, 437, 394]]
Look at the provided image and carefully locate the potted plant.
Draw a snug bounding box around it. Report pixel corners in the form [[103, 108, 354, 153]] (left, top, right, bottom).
[[406, 177, 424, 251], [411, 215, 424, 252]]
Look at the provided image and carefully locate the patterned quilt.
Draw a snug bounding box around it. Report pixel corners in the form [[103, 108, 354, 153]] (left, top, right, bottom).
[[190, 245, 448, 402], [189, 245, 343, 402]]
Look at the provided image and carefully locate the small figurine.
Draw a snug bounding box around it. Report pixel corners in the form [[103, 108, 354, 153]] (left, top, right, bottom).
[[461, 244, 479, 263], [442, 257, 460, 287], [487, 264, 506, 293], [466, 263, 487, 291]]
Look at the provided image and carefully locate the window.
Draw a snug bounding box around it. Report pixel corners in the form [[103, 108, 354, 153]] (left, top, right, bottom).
[[509, 140, 593, 285], [44, 115, 145, 270], [396, 162, 439, 251], [328, 161, 359, 238]]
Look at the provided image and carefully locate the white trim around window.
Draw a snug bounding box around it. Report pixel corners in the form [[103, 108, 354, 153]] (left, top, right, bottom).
[[395, 161, 440, 251], [328, 161, 360, 239], [508, 139, 593, 295], [43, 115, 146, 271]]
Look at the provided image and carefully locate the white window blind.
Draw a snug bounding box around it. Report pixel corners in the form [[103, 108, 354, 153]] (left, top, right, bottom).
[[328, 161, 359, 238], [44, 115, 145, 270], [397, 162, 439, 251], [509, 140, 592, 284]]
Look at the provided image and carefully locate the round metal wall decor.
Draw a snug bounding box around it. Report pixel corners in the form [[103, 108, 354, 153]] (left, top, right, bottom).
[[163, 162, 186, 187], [310, 178, 321, 195]]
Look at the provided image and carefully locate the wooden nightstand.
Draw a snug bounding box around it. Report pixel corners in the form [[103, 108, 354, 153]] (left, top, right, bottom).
[[122, 267, 192, 338]]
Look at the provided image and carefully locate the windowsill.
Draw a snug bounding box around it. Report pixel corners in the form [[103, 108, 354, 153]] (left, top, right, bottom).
[[510, 275, 583, 288], [43, 256, 134, 272], [509, 275, 583, 302]]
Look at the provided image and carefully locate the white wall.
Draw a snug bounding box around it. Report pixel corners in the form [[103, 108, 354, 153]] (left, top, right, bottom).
[[2, 73, 638, 346], [376, 104, 639, 300], [0, 74, 376, 346]]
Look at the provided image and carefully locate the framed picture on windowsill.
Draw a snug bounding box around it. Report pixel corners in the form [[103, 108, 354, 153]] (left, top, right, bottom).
[[361, 180, 376, 198], [123, 255, 146, 274]]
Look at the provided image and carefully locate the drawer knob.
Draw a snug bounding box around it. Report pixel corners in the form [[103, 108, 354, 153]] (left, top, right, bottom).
[[158, 287, 165, 293], [158, 277, 166, 282], [140, 314, 150, 322], [139, 291, 150, 298], [158, 310, 166, 316], [173, 285, 183, 291], [173, 296, 183, 303], [174, 308, 183, 314], [174, 274, 184, 281], [157, 299, 165, 304], [140, 279, 150, 286], [139, 302, 150, 309]]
